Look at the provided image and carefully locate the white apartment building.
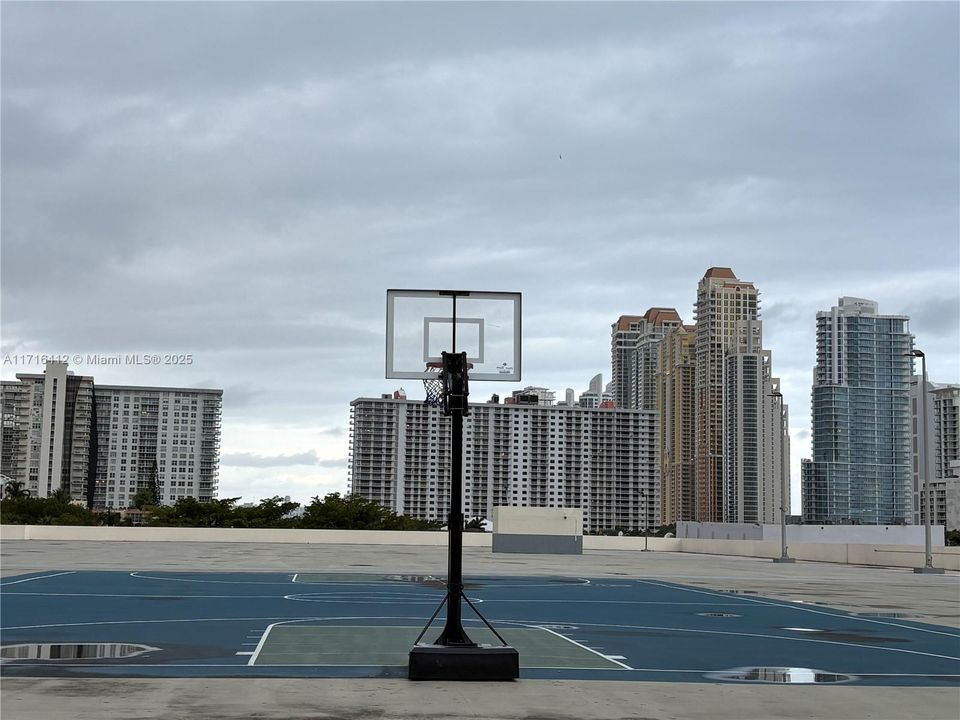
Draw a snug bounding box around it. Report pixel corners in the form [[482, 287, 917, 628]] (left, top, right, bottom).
[[349, 394, 658, 534], [94, 383, 222, 508], [1, 362, 97, 501], [721, 320, 790, 523], [910, 378, 960, 530], [1, 362, 222, 508]]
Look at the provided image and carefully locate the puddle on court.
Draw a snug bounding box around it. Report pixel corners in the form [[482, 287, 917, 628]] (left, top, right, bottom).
[[1, 643, 159, 662], [779, 628, 907, 644], [853, 612, 914, 619], [705, 667, 853, 684], [383, 575, 481, 590], [381, 575, 586, 589], [697, 612, 741, 617]]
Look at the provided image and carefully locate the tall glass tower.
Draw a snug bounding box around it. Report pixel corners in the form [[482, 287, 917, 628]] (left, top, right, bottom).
[[802, 298, 913, 524]]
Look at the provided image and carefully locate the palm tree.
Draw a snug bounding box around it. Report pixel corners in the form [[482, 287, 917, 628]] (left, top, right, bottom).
[[49, 488, 72, 504], [3, 479, 27, 500]]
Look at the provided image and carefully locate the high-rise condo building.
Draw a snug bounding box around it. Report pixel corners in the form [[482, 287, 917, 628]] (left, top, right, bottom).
[[1, 361, 222, 508], [632, 309, 683, 412], [910, 378, 960, 530], [801, 298, 913, 524], [1, 362, 97, 502], [349, 394, 657, 534], [611, 316, 646, 410], [693, 267, 759, 521], [656, 323, 696, 524], [721, 320, 790, 523], [611, 310, 682, 411]]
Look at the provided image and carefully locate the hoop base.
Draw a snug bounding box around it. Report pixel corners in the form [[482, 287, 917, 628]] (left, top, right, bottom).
[[408, 644, 519, 681]]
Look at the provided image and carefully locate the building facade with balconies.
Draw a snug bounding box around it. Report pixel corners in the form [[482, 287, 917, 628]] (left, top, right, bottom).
[[348, 395, 657, 534], [0, 361, 221, 508], [802, 298, 913, 524]]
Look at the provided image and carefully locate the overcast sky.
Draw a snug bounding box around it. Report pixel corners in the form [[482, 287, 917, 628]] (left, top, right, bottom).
[[2, 1, 958, 509]]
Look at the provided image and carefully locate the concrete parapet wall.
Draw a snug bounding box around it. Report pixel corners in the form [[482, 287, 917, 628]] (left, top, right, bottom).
[[2, 525, 957, 570], [581, 536, 678, 552], [0, 525, 492, 547]]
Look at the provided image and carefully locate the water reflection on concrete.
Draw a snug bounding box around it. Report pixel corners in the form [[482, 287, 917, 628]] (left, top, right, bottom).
[[705, 666, 853, 683], [1, 643, 159, 662]]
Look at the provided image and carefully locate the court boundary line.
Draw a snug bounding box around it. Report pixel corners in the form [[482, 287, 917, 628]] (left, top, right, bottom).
[[534, 624, 632, 670], [0, 572, 76, 587], [247, 623, 631, 671], [492, 617, 960, 663], [635, 579, 960, 638]]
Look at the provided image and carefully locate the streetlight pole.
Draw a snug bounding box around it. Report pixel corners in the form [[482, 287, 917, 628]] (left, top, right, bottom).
[[641, 489, 652, 551], [908, 350, 944, 574], [769, 391, 793, 563]]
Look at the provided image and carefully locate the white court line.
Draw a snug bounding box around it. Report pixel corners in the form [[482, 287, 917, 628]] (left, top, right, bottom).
[[235, 652, 254, 656], [505, 618, 960, 663], [1, 617, 324, 632], [477, 600, 747, 606], [0, 571, 75, 587], [129, 572, 296, 586], [7, 611, 956, 663], [4, 592, 287, 599], [535, 625, 633, 670], [247, 622, 279, 666], [634, 579, 960, 639]]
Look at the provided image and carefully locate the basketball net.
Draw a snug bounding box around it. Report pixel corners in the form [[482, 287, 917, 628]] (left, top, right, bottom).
[[423, 364, 444, 408]]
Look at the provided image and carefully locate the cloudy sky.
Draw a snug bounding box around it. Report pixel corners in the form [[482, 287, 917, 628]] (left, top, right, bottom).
[[2, 2, 958, 509]]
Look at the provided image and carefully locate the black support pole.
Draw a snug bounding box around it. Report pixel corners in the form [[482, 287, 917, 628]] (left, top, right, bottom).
[[435, 351, 473, 646], [407, 308, 518, 680]]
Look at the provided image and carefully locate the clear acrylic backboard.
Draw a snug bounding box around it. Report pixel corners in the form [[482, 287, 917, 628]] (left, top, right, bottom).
[[386, 289, 521, 381]]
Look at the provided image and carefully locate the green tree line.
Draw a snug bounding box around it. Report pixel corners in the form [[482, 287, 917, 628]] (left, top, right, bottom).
[[1, 481, 442, 531]]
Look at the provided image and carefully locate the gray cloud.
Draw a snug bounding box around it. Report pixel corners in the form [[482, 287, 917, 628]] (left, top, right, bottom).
[[2, 2, 957, 503], [220, 451, 322, 468]]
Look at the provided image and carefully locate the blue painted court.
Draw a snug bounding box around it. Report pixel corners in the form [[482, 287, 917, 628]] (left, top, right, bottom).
[[1, 570, 958, 685]]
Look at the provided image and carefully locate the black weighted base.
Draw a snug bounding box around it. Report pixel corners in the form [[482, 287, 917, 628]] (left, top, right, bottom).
[[408, 644, 519, 681]]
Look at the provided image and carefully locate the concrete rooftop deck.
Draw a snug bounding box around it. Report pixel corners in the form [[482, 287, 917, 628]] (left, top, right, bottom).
[[1, 539, 958, 720]]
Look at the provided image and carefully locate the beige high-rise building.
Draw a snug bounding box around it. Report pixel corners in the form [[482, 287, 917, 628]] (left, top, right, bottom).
[[693, 267, 759, 521], [632, 308, 683, 412], [657, 323, 696, 524]]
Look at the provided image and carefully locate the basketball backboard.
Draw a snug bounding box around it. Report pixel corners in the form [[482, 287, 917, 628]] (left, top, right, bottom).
[[386, 289, 521, 381]]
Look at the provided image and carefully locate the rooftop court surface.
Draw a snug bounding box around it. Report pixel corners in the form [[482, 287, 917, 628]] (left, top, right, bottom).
[[1, 540, 958, 719]]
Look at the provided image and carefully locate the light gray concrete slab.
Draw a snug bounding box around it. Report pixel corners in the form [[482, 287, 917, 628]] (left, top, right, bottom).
[[2, 678, 960, 720]]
